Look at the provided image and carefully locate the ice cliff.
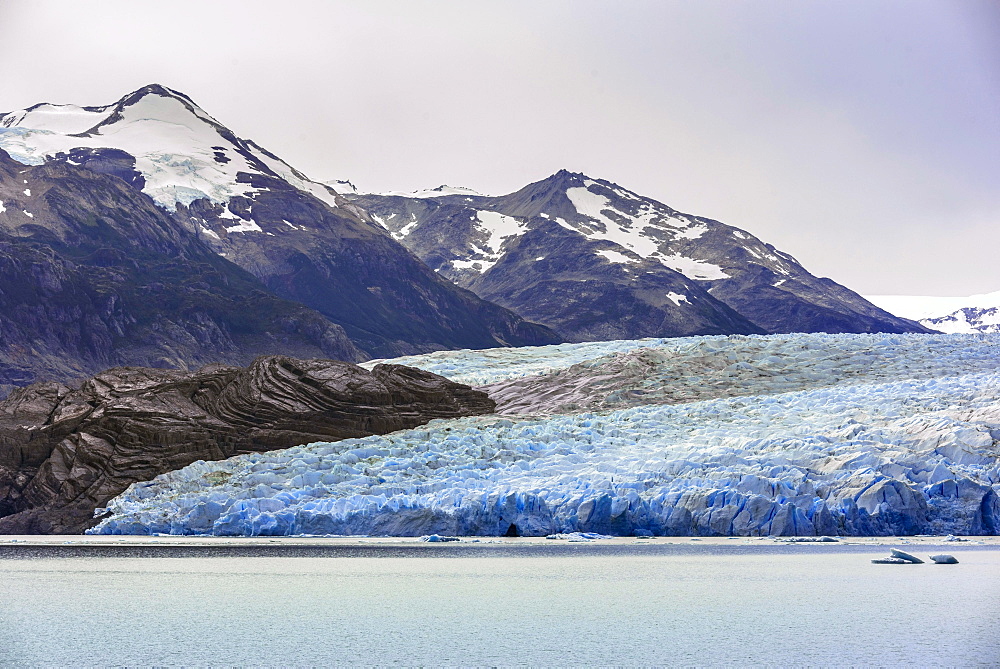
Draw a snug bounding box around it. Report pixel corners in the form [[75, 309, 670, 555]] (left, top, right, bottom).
[[90, 334, 1000, 537]]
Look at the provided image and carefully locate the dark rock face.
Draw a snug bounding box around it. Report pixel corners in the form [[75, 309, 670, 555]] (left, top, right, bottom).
[[0, 355, 495, 534], [352, 170, 930, 339], [178, 166, 560, 357]]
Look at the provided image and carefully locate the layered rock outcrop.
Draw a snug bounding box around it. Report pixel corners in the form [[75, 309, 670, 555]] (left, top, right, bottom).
[[0, 356, 494, 534]]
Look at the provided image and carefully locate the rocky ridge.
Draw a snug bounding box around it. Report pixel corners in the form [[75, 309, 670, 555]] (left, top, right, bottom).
[[352, 170, 929, 340], [0, 355, 494, 534]]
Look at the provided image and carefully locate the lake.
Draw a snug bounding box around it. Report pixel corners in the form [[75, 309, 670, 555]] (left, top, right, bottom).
[[1, 540, 997, 666]]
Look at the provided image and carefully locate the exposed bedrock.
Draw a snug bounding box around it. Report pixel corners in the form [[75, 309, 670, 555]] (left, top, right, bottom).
[[0, 356, 494, 534]]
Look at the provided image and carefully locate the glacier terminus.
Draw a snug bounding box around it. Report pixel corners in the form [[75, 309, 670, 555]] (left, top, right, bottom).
[[90, 333, 1000, 538]]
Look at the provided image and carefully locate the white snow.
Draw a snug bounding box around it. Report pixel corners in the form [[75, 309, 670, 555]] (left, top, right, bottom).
[[564, 185, 729, 281], [867, 291, 1000, 334], [88, 333, 1000, 538], [445, 211, 529, 274], [924, 308, 1000, 335], [0, 91, 339, 213], [0, 103, 106, 134], [867, 291, 1000, 321], [451, 259, 486, 271], [674, 223, 707, 239], [382, 185, 484, 198], [596, 249, 637, 265], [224, 218, 263, 234], [666, 292, 689, 306], [565, 187, 660, 257], [392, 218, 420, 240], [325, 179, 358, 195], [476, 210, 528, 254], [659, 253, 729, 280], [199, 226, 221, 240]]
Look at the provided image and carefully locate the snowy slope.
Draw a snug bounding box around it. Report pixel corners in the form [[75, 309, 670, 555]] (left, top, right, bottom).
[[0, 84, 341, 212], [867, 291, 1000, 334], [352, 171, 926, 340], [91, 333, 1000, 537]]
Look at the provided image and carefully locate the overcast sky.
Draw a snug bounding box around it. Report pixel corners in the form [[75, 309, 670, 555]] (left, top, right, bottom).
[[1, 0, 997, 296]]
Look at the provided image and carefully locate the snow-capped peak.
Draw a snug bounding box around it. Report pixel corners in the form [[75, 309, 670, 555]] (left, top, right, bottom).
[[0, 84, 339, 213]]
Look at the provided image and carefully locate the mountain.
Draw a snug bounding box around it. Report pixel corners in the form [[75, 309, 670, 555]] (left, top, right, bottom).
[[0, 146, 364, 396], [0, 84, 559, 364], [867, 290, 1000, 334], [352, 170, 929, 340]]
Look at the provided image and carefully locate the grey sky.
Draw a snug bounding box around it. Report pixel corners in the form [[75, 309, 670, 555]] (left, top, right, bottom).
[[1, 0, 997, 295]]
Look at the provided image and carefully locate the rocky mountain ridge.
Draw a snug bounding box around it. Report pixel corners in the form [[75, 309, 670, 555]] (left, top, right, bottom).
[[352, 170, 929, 341], [0, 84, 560, 370]]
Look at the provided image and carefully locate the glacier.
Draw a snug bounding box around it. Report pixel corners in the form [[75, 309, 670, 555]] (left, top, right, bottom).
[[90, 333, 1000, 537]]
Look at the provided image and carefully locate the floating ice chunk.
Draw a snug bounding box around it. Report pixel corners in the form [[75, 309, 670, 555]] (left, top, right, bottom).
[[929, 554, 959, 564], [421, 534, 461, 543], [889, 548, 924, 564]]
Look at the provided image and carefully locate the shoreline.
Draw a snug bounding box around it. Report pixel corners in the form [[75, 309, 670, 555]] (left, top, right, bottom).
[[2, 534, 996, 558]]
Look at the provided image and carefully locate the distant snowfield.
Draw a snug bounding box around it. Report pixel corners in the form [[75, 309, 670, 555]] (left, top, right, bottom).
[[867, 291, 1000, 334], [866, 291, 1000, 320], [91, 333, 1000, 538]]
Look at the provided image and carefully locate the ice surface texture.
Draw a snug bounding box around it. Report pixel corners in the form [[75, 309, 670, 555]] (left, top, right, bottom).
[[90, 334, 1000, 537]]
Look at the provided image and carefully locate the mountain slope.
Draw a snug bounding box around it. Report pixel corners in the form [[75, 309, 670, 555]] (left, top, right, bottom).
[[353, 170, 928, 339], [0, 147, 364, 396], [0, 85, 560, 358]]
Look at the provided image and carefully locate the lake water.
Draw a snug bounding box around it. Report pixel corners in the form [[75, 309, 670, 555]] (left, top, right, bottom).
[[2, 543, 998, 666]]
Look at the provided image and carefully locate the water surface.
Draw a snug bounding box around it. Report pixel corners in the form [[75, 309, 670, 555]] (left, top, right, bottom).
[[2, 545, 997, 666]]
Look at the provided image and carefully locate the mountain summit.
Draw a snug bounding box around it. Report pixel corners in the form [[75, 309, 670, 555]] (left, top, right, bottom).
[[1, 83, 344, 211], [0, 85, 560, 388], [352, 171, 929, 340]]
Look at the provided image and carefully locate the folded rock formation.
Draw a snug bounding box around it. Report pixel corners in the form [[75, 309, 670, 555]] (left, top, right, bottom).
[[0, 356, 495, 534]]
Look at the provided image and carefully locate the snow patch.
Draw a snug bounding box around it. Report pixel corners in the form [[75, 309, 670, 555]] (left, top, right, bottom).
[[596, 249, 637, 265], [199, 226, 220, 240], [659, 254, 729, 281], [565, 186, 660, 257], [382, 185, 484, 198], [665, 292, 689, 306]]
